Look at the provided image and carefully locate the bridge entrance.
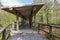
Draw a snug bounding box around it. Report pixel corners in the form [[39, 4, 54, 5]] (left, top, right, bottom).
[[0, 4, 49, 40], [2, 4, 44, 31]]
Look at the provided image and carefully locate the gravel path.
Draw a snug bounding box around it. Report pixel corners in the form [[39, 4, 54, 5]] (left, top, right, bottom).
[[10, 29, 48, 40]]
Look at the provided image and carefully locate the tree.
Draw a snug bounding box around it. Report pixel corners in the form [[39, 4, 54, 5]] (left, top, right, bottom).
[[34, 0, 43, 3]]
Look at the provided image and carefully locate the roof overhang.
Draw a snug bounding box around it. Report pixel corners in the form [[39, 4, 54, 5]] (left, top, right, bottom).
[[1, 3, 44, 20]]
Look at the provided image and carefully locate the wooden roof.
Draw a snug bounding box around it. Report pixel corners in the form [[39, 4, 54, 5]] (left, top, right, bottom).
[[1, 4, 44, 20]]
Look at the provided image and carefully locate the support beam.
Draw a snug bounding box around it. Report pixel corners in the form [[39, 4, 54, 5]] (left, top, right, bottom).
[[29, 6, 36, 29], [29, 8, 33, 29], [12, 22, 15, 30], [33, 14, 37, 30], [16, 16, 19, 31], [29, 17, 32, 29], [34, 14, 36, 26]]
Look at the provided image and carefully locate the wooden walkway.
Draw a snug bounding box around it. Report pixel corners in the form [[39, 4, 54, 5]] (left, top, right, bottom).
[[9, 29, 48, 40]]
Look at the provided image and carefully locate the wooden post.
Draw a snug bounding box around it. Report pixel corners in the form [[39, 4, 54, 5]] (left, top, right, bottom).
[[2, 30, 6, 40], [34, 14, 36, 26], [12, 22, 15, 30], [9, 25, 11, 38], [38, 23, 40, 34], [34, 14, 36, 30], [16, 16, 19, 31], [29, 17, 32, 29], [49, 25, 53, 40]]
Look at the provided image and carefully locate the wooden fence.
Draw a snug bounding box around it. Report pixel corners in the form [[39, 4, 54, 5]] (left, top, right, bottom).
[[0, 24, 12, 40], [0, 22, 60, 40], [32, 22, 60, 40]]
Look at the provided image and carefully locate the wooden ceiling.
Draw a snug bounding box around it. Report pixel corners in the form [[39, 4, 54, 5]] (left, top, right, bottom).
[[1, 4, 44, 20]]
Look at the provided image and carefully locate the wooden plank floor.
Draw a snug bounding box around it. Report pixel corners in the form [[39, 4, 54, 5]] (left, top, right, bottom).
[[9, 29, 48, 40]]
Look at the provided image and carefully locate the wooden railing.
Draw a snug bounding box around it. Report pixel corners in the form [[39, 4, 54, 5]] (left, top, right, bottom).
[[0, 23, 13, 40], [0, 21, 60, 40], [0, 21, 22, 40], [32, 22, 60, 40]]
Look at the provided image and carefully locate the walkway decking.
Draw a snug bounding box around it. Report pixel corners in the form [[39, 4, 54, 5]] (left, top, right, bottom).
[[9, 29, 48, 40]]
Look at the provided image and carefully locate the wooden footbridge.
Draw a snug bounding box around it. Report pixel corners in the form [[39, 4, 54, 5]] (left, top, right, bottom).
[[0, 3, 60, 40]]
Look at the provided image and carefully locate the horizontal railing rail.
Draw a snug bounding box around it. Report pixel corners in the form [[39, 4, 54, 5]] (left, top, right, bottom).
[[32, 22, 60, 40], [39, 24, 60, 40], [0, 21, 22, 40], [0, 23, 12, 40], [0, 21, 60, 40]]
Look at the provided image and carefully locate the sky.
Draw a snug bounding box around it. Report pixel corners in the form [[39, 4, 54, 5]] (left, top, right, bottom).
[[1, 0, 60, 7], [1, 0, 33, 7]]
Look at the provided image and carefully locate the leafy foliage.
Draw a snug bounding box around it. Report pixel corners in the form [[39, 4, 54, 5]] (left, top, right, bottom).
[[34, 0, 60, 25], [0, 10, 16, 27]]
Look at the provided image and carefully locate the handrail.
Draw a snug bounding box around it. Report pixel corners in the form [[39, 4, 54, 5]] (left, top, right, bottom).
[[32, 22, 60, 40], [0, 21, 21, 40], [0, 26, 7, 33], [0, 22, 60, 40], [40, 24, 60, 28], [32, 22, 60, 28], [38, 24, 60, 40], [0, 24, 12, 40], [0, 24, 12, 33], [39, 28, 60, 39]]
